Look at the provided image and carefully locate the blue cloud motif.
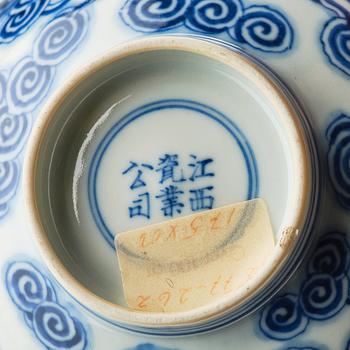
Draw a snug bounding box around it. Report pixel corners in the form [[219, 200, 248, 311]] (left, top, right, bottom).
[[0, 5, 91, 220], [42, 0, 70, 14], [0, 0, 50, 44], [321, 17, 350, 77], [313, 0, 350, 77], [308, 232, 350, 278], [186, 0, 243, 34], [119, 0, 294, 54], [126, 344, 178, 350], [0, 160, 20, 219], [6, 262, 57, 312], [33, 302, 87, 350], [299, 274, 349, 320], [230, 5, 294, 53], [33, 9, 89, 65], [0, 0, 94, 44], [259, 294, 309, 340], [120, 0, 191, 32], [0, 108, 32, 162], [259, 231, 350, 341], [6, 56, 55, 115], [326, 114, 350, 209], [6, 261, 88, 350]]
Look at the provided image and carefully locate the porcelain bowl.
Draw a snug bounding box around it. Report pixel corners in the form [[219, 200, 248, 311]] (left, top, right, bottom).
[[24, 35, 320, 335]]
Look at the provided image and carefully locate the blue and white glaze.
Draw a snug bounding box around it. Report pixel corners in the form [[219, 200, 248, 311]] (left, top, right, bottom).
[[313, 0, 350, 77], [326, 113, 350, 209], [0, 0, 93, 44], [5, 260, 89, 350], [0, 2, 91, 219], [119, 0, 294, 54], [0, 0, 350, 349], [259, 231, 350, 341]]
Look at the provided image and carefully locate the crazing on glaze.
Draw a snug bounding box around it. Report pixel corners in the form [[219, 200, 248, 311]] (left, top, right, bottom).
[[313, 0, 350, 77], [119, 0, 294, 53], [259, 231, 350, 341], [5, 260, 89, 350], [326, 113, 350, 209], [0, 1, 92, 220]]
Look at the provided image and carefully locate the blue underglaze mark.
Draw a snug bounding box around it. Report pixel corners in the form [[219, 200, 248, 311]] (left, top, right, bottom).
[[122, 154, 216, 220], [0, 4, 92, 221], [88, 99, 259, 248], [326, 113, 350, 209], [259, 231, 350, 341], [314, 0, 350, 77], [119, 0, 294, 54], [5, 260, 88, 350]]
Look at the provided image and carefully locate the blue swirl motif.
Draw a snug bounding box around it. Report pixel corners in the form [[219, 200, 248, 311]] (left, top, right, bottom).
[[230, 5, 294, 53], [120, 0, 190, 32], [0, 0, 50, 44], [7, 56, 55, 115], [300, 274, 349, 320], [326, 114, 350, 209], [33, 9, 89, 65], [259, 294, 309, 340], [119, 0, 294, 54], [126, 344, 178, 350], [6, 261, 88, 350], [43, 0, 70, 14], [0, 160, 20, 219], [259, 231, 350, 341], [0, 0, 93, 44], [186, 0, 242, 34], [314, 0, 350, 77], [0, 5, 91, 220], [0, 108, 31, 162]]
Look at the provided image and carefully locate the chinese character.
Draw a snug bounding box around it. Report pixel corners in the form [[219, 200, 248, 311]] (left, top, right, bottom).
[[189, 186, 214, 211], [122, 161, 153, 190], [156, 154, 185, 184], [129, 192, 150, 219], [188, 155, 214, 182], [156, 185, 184, 217]]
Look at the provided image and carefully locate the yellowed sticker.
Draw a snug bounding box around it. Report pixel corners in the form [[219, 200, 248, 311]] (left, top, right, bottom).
[[115, 198, 275, 312]]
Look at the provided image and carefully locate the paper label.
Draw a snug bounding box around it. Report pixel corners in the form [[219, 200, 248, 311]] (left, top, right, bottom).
[[115, 198, 275, 312]]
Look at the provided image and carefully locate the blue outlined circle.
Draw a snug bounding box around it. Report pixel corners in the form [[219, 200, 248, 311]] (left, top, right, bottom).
[[88, 99, 259, 247]]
